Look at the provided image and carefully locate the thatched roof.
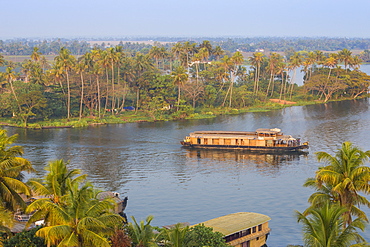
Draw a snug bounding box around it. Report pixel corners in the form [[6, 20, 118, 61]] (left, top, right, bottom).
[[195, 212, 271, 236]]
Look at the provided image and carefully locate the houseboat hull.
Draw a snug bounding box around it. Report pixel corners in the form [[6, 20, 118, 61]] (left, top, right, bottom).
[[181, 141, 309, 152]]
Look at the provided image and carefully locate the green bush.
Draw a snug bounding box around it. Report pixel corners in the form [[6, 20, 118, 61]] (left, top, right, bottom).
[[3, 227, 46, 247]]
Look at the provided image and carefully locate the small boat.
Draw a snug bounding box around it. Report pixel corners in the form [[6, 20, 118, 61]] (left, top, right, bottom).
[[181, 128, 309, 152], [97, 192, 128, 217]]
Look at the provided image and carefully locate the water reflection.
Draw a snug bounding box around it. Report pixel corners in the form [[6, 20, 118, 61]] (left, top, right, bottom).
[[184, 149, 308, 176]]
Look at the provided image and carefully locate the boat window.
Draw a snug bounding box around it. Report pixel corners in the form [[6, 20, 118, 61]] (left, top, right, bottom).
[[258, 224, 262, 231], [197, 138, 201, 144], [252, 226, 256, 233]]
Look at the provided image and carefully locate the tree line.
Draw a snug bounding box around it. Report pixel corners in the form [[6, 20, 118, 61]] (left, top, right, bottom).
[[0, 41, 369, 127], [2, 37, 370, 55]]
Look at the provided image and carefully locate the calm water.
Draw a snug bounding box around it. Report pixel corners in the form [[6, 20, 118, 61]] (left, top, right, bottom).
[[5, 98, 370, 246]]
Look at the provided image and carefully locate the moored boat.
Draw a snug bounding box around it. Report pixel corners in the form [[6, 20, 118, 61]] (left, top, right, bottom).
[[180, 128, 309, 152]]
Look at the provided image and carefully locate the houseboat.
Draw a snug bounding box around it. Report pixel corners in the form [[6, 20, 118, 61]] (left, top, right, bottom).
[[194, 212, 271, 247], [181, 128, 309, 152]]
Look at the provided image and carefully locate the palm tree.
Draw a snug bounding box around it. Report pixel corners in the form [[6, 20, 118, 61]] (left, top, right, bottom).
[[266, 53, 283, 97], [49, 64, 66, 94], [305, 142, 370, 226], [349, 56, 362, 71], [338, 49, 353, 71], [0, 205, 13, 235], [92, 62, 103, 119], [171, 43, 183, 62], [0, 129, 34, 210], [227, 51, 244, 107], [296, 202, 366, 247], [277, 62, 288, 100], [288, 52, 303, 99], [183, 42, 196, 71], [75, 59, 88, 120], [219, 55, 232, 106], [305, 51, 317, 81], [249, 52, 264, 94], [198, 40, 213, 56], [314, 50, 325, 68], [21, 60, 33, 83], [4, 66, 22, 112], [27, 180, 125, 247], [213, 46, 224, 61], [119, 56, 135, 110], [31, 47, 41, 63], [27, 159, 86, 205], [162, 223, 189, 247], [171, 66, 188, 110], [190, 53, 202, 84], [133, 53, 153, 112], [324, 54, 338, 80], [128, 215, 158, 247], [54, 47, 76, 120], [149, 46, 162, 69], [198, 48, 209, 66], [91, 48, 104, 118], [107, 47, 120, 112]]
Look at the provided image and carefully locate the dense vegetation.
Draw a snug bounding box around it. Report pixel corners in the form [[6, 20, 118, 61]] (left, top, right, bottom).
[[0, 40, 369, 128]]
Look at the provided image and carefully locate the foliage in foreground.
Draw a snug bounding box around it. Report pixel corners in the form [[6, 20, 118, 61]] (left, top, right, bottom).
[[2, 227, 46, 247], [0, 129, 34, 211], [296, 202, 367, 247], [25, 159, 126, 247], [296, 142, 370, 246]]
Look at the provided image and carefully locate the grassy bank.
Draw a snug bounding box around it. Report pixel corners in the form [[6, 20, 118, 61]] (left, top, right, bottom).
[[0, 97, 366, 129]]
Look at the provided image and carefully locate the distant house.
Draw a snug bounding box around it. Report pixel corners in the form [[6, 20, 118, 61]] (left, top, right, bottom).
[[195, 212, 271, 247]]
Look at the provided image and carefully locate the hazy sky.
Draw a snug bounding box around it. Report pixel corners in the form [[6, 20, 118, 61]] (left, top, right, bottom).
[[1, 0, 370, 39]]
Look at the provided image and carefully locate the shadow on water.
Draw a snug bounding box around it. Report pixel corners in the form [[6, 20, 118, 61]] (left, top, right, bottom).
[[184, 149, 308, 176]]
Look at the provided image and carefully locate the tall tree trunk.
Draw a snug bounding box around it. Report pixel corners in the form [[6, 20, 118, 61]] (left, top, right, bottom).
[[111, 64, 115, 114], [135, 88, 140, 113], [266, 72, 274, 98], [104, 67, 109, 112], [66, 70, 71, 120], [177, 86, 181, 111], [79, 73, 84, 120], [96, 75, 101, 119]]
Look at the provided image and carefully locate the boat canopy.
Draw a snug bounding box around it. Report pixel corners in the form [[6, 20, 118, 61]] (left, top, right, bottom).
[[193, 212, 271, 237]]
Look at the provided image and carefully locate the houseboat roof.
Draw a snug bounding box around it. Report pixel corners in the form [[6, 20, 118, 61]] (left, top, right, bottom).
[[190, 128, 282, 136], [194, 212, 271, 237]]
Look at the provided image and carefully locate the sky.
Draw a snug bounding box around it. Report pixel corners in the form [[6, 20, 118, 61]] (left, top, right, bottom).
[[1, 0, 370, 39]]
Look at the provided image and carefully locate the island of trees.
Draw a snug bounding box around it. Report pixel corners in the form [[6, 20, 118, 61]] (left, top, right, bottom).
[[0, 39, 370, 128]]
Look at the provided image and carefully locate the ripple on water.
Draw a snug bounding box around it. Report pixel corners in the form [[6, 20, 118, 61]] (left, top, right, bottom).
[[8, 98, 370, 246]]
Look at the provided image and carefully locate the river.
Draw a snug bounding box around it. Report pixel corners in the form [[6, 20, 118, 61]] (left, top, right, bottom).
[[4, 98, 370, 246]]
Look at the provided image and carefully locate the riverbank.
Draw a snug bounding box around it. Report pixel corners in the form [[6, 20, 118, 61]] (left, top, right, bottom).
[[0, 97, 367, 129]]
